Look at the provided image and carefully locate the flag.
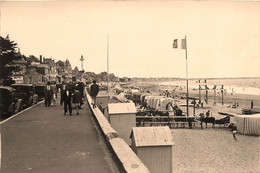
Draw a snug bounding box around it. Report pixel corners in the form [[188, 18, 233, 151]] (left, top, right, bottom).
[[173, 39, 178, 48], [181, 39, 186, 49]]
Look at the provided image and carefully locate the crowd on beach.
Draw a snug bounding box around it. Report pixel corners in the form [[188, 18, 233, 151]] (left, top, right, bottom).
[[120, 83, 246, 140]]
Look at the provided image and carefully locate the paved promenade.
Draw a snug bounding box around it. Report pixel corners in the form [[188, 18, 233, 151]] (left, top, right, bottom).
[[1, 97, 119, 173]]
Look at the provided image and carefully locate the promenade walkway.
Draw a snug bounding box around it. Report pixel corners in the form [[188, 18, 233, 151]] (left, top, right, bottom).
[[1, 97, 120, 173]]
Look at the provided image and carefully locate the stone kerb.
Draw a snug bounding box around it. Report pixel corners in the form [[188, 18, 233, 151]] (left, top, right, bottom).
[[87, 94, 118, 140], [109, 138, 151, 173], [84, 89, 150, 173]]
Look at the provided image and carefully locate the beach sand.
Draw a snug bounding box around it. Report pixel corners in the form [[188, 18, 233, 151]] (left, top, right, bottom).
[[134, 82, 260, 172], [139, 82, 259, 118], [171, 128, 260, 173]]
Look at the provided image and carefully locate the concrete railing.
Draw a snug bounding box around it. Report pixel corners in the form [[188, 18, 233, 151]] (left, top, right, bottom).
[[85, 89, 150, 173]]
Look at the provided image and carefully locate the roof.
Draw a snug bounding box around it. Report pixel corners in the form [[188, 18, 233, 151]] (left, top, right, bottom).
[[131, 89, 139, 93], [11, 84, 33, 86], [130, 126, 174, 147], [0, 86, 15, 92], [235, 114, 260, 118], [108, 102, 136, 114]]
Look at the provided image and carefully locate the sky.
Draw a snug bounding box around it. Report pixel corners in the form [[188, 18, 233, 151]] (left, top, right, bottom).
[[1, 0, 260, 78]]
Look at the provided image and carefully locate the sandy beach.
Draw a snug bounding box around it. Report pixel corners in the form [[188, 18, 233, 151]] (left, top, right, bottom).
[[171, 128, 260, 173], [137, 81, 260, 118], [133, 81, 260, 172]]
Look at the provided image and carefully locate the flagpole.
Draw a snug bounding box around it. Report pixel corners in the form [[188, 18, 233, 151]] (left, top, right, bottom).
[[107, 36, 109, 92], [185, 35, 189, 117]]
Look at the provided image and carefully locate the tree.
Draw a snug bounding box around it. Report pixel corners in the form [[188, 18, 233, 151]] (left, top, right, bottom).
[[0, 35, 22, 84]]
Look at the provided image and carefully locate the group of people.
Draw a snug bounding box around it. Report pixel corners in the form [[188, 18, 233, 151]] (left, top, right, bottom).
[[60, 82, 85, 115], [44, 81, 84, 115], [44, 80, 100, 115]]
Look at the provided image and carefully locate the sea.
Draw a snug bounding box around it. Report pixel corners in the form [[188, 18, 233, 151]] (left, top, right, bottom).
[[159, 78, 260, 96]]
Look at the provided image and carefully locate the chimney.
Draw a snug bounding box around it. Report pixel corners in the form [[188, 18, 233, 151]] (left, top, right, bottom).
[[40, 55, 42, 63]]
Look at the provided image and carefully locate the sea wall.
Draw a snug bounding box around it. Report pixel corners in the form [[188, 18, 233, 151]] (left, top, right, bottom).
[[85, 90, 150, 173]]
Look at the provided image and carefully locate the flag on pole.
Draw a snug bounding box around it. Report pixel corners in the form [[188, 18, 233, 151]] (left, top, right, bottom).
[[173, 39, 178, 48], [181, 38, 186, 49]]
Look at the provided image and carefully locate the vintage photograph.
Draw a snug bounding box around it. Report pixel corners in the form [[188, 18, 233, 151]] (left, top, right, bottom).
[[0, 1, 259, 172]]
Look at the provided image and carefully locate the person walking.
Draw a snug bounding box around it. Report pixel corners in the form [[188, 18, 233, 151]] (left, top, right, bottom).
[[63, 86, 72, 115], [77, 82, 84, 108], [44, 81, 52, 107], [51, 82, 57, 106], [199, 113, 205, 129], [72, 88, 82, 115], [60, 82, 67, 105], [231, 122, 238, 140], [90, 80, 99, 108], [251, 100, 254, 109]]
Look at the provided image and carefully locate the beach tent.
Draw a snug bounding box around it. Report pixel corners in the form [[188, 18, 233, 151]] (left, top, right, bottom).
[[132, 92, 142, 104], [145, 96, 156, 108], [155, 97, 171, 111], [234, 114, 260, 135], [170, 99, 181, 107], [140, 94, 151, 105], [131, 89, 140, 93], [116, 92, 128, 102]]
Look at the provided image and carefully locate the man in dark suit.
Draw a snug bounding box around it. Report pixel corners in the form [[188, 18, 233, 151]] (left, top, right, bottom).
[[90, 80, 99, 108], [63, 86, 72, 115], [60, 82, 67, 106], [44, 81, 52, 107]]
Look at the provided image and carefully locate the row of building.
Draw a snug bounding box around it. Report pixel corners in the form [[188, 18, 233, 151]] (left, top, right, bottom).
[[7, 51, 126, 85], [8, 51, 83, 84]]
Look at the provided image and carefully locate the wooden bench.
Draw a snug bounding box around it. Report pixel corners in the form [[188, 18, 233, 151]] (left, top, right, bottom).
[[136, 117, 200, 128]]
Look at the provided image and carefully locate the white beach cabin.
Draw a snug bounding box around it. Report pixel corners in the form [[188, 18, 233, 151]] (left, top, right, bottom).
[[96, 91, 110, 110], [108, 102, 136, 145], [233, 114, 260, 135], [130, 126, 174, 173]]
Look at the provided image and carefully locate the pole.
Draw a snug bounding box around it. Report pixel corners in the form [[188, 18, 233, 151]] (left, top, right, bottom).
[[199, 83, 201, 101], [214, 86, 216, 105], [193, 99, 196, 116], [221, 85, 224, 105], [185, 35, 189, 117], [205, 85, 208, 104], [107, 36, 109, 92]]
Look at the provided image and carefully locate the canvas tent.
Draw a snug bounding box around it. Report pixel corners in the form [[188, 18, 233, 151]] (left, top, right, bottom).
[[234, 114, 260, 135]]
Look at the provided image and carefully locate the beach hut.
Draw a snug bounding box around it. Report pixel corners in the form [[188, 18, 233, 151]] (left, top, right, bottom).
[[96, 91, 110, 110], [140, 94, 151, 105], [130, 126, 174, 173], [132, 92, 142, 105], [108, 102, 136, 145], [234, 114, 260, 135]]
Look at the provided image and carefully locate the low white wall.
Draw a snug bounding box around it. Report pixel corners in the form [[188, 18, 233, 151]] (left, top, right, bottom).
[[85, 89, 150, 173]]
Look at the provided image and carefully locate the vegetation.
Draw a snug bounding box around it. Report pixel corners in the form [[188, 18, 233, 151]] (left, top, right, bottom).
[[0, 35, 22, 85]]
